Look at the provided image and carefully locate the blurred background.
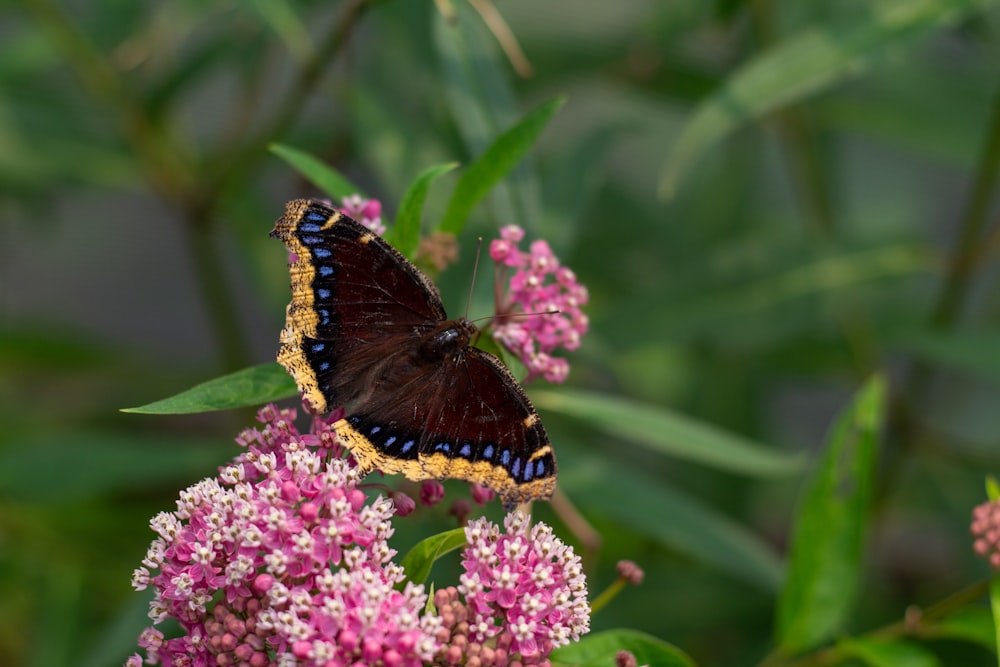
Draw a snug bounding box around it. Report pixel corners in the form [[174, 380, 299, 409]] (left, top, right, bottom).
[[3, 1, 1000, 665]]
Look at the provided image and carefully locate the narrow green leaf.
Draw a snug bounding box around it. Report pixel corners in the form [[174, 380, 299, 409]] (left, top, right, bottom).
[[987, 476, 1000, 502], [398, 528, 467, 586], [551, 629, 697, 667], [562, 450, 784, 590], [122, 363, 297, 414], [438, 98, 564, 236], [921, 607, 997, 651], [658, 0, 1000, 198], [533, 389, 803, 478], [839, 637, 941, 667], [388, 162, 458, 258], [432, 1, 540, 229], [896, 330, 1000, 384], [0, 431, 230, 501], [776, 376, 885, 653], [269, 143, 362, 201]]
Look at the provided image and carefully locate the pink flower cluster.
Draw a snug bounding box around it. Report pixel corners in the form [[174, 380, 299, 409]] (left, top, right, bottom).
[[128, 405, 440, 667], [490, 225, 589, 383], [339, 194, 385, 235], [971, 498, 1000, 568], [128, 405, 591, 666], [457, 512, 591, 662]]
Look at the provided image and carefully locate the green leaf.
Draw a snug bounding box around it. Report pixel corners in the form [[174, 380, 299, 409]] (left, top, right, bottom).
[[839, 637, 941, 667], [438, 98, 564, 236], [398, 528, 467, 586], [122, 363, 297, 414], [658, 0, 1000, 198], [562, 450, 784, 590], [987, 476, 1000, 502], [896, 330, 1000, 384], [432, 1, 541, 229], [776, 376, 885, 653], [269, 143, 362, 201], [0, 431, 230, 501], [551, 629, 697, 667], [388, 162, 458, 258], [532, 389, 803, 478], [921, 607, 997, 651]]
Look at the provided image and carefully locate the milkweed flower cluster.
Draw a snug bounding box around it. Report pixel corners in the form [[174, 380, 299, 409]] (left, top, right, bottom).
[[490, 225, 589, 383], [456, 513, 591, 661], [971, 498, 1000, 568], [127, 405, 590, 666], [338, 194, 385, 235]]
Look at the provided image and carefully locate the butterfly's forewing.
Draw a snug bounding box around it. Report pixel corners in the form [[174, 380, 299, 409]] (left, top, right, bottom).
[[271, 199, 446, 413], [272, 198, 557, 506]]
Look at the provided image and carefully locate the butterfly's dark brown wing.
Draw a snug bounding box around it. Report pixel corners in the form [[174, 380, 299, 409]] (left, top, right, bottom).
[[336, 344, 557, 507], [270, 199, 446, 413]]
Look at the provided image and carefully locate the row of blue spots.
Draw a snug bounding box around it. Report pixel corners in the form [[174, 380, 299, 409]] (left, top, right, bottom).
[[346, 415, 550, 482]]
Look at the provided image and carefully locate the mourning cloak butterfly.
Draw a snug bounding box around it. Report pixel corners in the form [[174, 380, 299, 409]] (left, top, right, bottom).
[[271, 199, 557, 506]]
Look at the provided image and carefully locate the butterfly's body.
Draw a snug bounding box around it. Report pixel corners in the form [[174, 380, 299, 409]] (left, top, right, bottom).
[[272, 199, 556, 507]]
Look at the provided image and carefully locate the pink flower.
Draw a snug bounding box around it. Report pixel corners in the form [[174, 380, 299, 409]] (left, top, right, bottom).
[[129, 404, 440, 666], [339, 194, 386, 235], [489, 225, 588, 383], [457, 512, 590, 659], [972, 499, 1000, 569]]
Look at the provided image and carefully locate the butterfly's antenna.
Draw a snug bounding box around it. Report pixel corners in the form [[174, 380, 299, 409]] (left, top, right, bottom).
[[469, 309, 561, 328], [465, 237, 483, 319]]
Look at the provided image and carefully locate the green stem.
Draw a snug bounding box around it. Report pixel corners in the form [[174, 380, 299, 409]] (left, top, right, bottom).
[[588, 578, 626, 615], [750, 0, 834, 237], [929, 84, 1000, 329]]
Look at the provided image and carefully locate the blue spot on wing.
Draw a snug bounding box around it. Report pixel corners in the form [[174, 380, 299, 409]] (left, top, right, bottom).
[[318, 362, 330, 371], [314, 248, 332, 259], [499, 449, 511, 467], [511, 456, 522, 479], [535, 459, 546, 477], [524, 460, 534, 481], [384, 436, 397, 448], [317, 288, 331, 299], [318, 309, 330, 325], [482, 444, 495, 460], [434, 441, 451, 454], [401, 440, 416, 454], [318, 265, 334, 277], [311, 343, 325, 352], [304, 210, 328, 224], [299, 222, 323, 232], [301, 235, 323, 246], [369, 426, 381, 435]]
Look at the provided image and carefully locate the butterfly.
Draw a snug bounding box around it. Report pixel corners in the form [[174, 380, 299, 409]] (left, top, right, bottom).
[[270, 199, 557, 507]]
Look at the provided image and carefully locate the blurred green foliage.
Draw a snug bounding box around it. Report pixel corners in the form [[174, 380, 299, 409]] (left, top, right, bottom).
[[4, 0, 1000, 666]]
